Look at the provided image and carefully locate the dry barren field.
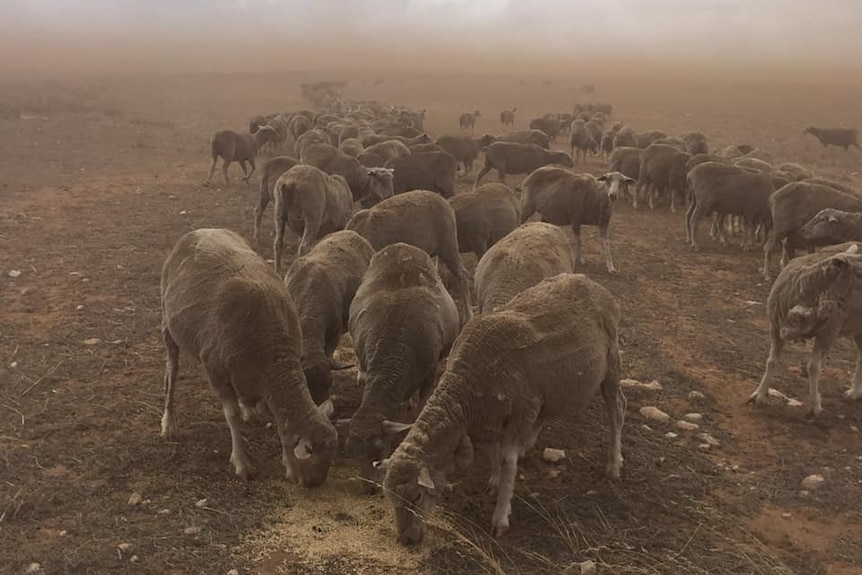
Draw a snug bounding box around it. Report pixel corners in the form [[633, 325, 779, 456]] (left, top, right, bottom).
[[2, 71, 862, 575]]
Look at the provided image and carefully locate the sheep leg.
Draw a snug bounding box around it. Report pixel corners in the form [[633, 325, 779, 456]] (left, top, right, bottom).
[[490, 440, 520, 538], [253, 194, 270, 245], [762, 232, 777, 279], [496, 167, 506, 183], [669, 187, 676, 214], [845, 335, 862, 400], [273, 214, 288, 276], [159, 326, 180, 439], [222, 158, 232, 184], [205, 156, 218, 185], [297, 216, 321, 258], [204, 364, 252, 480], [688, 206, 704, 251], [779, 239, 794, 269], [600, 374, 626, 479], [708, 213, 718, 239], [684, 199, 696, 243], [572, 224, 584, 266], [244, 158, 257, 184], [716, 214, 728, 247], [600, 225, 616, 273], [487, 442, 501, 495], [748, 326, 784, 406], [473, 164, 492, 189], [806, 342, 827, 417]]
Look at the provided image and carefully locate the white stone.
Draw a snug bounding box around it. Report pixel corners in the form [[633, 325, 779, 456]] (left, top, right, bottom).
[[676, 420, 700, 431], [184, 526, 202, 535], [688, 391, 705, 400], [664, 432, 679, 439], [639, 406, 670, 423], [683, 413, 703, 422], [542, 448, 566, 463], [801, 474, 825, 490], [578, 559, 596, 575], [697, 433, 720, 446], [128, 492, 142, 506], [24, 563, 42, 574], [195, 498, 207, 508]]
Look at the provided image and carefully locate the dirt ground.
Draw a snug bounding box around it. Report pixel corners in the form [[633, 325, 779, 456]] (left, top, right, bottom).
[[2, 71, 862, 575]]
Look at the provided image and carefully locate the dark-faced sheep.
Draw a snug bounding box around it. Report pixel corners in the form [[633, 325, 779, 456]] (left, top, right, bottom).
[[569, 120, 597, 164], [747, 243, 862, 416], [681, 132, 709, 154], [612, 127, 637, 149], [205, 126, 280, 185], [380, 272, 625, 543], [284, 230, 375, 404], [763, 182, 862, 278], [460, 110, 481, 134], [449, 183, 520, 259], [434, 134, 481, 174], [253, 155, 299, 244], [803, 126, 860, 151], [529, 116, 562, 141], [800, 209, 862, 245], [300, 143, 396, 205], [344, 243, 460, 492], [345, 190, 472, 328], [474, 142, 572, 187], [474, 222, 575, 313], [385, 151, 457, 199], [520, 167, 632, 273], [500, 107, 516, 130], [159, 228, 338, 485]]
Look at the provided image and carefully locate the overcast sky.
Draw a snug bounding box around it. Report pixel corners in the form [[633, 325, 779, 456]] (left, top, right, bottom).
[[1, 0, 860, 75]]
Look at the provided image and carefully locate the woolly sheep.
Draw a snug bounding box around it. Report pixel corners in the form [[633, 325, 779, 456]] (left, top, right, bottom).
[[205, 126, 280, 185], [449, 183, 521, 259], [474, 142, 573, 187]]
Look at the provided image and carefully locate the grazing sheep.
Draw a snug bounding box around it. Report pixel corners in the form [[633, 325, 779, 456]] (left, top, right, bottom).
[[569, 120, 597, 164], [612, 127, 637, 149], [500, 107, 516, 130], [763, 182, 862, 277], [346, 190, 473, 327], [475, 222, 575, 313], [529, 116, 562, 141], [777, 162, 813, 181], [600, 132, 615, 159], [585, 119, 604, 146], [681, 132, 709, 154], [747, 243, 862, 416], [474, 142, 573, 186], [253, 155, 300, 244], [364, 139, 412, 162], [636, 144, 691, 211], [435, 134, 481, 174], [288, 114, 312, 140], [635, 130, 667, 149], [385, 151, 457, 199], [294, 128, 329, 159], [272, 165, 355, 274], [205, 126, 280, 185], [344, 243, 460, 491], [487, 129, 551, 149], [300, 143, 396, 205], [608, 146, 641, 179], [685, 162, 777, 251], [801, 208, 862, 244], [742, 148, 774, 164], [159, 228, 338, 485], [803, 126, 860, 150], [686, 153, 725, 174], [339, 137, 365, 157], [733, 157, 776, 173], [449, 183, 520, 259], [520, 167, 632, 273], [285, 230, 375, 404], [460, 110, 481, 133], [380, 272, 625, 543]]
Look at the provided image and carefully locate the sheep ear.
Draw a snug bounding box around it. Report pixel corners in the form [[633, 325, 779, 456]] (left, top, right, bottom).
[[317, 398, 335, 419], [381, 420, 413, 436], [417, 466, 436, 490], [294, 437, 314, 460], [329, 359, 354, 371]]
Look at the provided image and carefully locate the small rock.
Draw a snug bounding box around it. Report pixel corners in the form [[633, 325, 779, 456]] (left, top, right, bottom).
[[664, 432, 679, 439], [639, 406, 670, 423], [697, 443, 711, 451], [641, 424, 653, 432], [184, 526, 202, 535], [688, 391, 705, 400], [578, 559, 596, 575], [195, 498, 208, 508], [117, 543, 132, 552], [683, 413, 703, 422], [179, 210, 188, 215], [128, 492, 142, 506], [8, 270, 21, 278], [546, 468, 561, 478], [620, 378, 662, 391], [542, 448, 566, 463], [76, 305, 84, 311], [83, 338, 101, 346], [851, 425, 859, 433], [24, 563, 42, 574], [585, 490, 598, 496], [59, 530, 67, 536], [157, 508, 171, 515], [227, 570, 240, 575], [676, 420, 700, 431], [10, 361, 17, 369], [801, 474, 825, 490], [786, 398, 803, 407], [782, 512, 792, 518], [130, 555, 139, 563], [697, 433, 720, 447]]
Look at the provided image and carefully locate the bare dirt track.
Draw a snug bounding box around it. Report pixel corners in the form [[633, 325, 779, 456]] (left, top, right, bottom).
[[2, 71, 862, 575]]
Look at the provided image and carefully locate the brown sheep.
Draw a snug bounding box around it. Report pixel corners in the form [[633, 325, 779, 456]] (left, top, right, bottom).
[[459, 110, 481, 133], [500, 107, 516, 130], [449, 183, 520, 259], [474, 142, 573, 186], [205, 126, 280, 185], [386, 151, 458, 199], [253, 155, 299, 244]]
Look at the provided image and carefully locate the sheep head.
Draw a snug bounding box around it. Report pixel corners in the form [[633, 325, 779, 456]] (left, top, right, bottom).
[[381, 453, 448, 546], [366, 167, 395, 203], [347, 418, 413, 493], [800, 208, 849, 243], [598, 171, 636, 202], [283, 399, 338, 488]]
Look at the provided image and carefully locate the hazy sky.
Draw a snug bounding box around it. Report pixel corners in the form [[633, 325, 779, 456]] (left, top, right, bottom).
[[1, 0, 860, 76]]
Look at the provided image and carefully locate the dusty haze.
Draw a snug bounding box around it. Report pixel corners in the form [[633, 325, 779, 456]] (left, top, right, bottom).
[[1, 0, 861, 82]]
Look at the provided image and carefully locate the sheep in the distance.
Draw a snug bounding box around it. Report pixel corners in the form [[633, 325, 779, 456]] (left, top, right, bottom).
[[435, 134, 481, 174], [159, 228, 338, 485], [205, 126, 280, 185], [480, 129, 551, 149], [300, 143, 396, 205], [569, 120, 597, 163], [803, 126, 860, 151], [343, 243, 460, 492], [500, 107, 516, 130], [253, 156, 299, 244], [801, 208, 862, 245], [459, 110, 481, 133], [520, 167, 633, 273], [386, 151, 458, 198], [474, 142, 573, 187], [747, 243, 862, 416], [380, 273, 626, 543], [284, 230, 375, 404], [475, 222, 575, 313], [449, 183, 520, 259]]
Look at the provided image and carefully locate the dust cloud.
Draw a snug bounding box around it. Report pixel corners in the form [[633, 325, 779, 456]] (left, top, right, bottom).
[[1, 0, 861, 84]]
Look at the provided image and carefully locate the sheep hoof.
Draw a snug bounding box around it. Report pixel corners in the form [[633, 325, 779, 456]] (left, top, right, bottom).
[[491, 518, 510, 538], [805, 405, 823, 418], [843, 388, 862, 401], [607, 266, 617, 274], [745, 391, 766, 406]]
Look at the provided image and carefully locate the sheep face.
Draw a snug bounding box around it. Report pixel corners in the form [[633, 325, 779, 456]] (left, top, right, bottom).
[[382, 458, 443, 545], [800, 209, 847, 243], [598, 171, 636, 202], [346, 419, 412, 493], [366, 167, 395, 203], [283, 408, 338, 488]]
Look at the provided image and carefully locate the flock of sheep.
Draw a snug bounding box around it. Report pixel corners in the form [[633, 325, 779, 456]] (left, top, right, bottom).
[[162, 81, 862, 545]]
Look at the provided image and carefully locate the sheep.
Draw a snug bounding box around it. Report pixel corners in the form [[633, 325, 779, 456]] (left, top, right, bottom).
[[600, 132, 615, 158], [449, 183, 520, 259], [487, 129, 552, 149], [285, 114, 311, 140], [434, 134, 481, 174], [339, 137, 364, 157], [474, 142, 573, 187], [294, 128, 329, 159], [569, 120, 597, 164], [409, 143, 447, 155], [380, 124, 423, 138], [346, 190, 473, 327], [205, 126, 280, 185], [636, 144, 691, 211], [608, 146, 641, 178], [803, 126, 860, 150], [474, 222, 575, 313], [459, 110, 481, 134], [159, 228, 338, 485], [362, 132, 432, 148], [500, 107, 516, 130], [763, 181, 862, 277], [380, 272, 625, 543], [358, 152, 386, 168], [271, 165, 355, 274], [747, 243, 862, 416], [681, 132, 709, 154], [284, 230, 375, 404], [612, 126, 637, 149], [800, 209, 862, 245], [635, 130, 667, 149], [300, 143, 396, 205], [529, 116, 562, 141], [385, 151, 457, 199], [585, 119, 604, 147], [733, 156, 775, 173], [364, 139, 412, 162], [253, 155, 299, 244], [520, 167, 632, 273], [742, 148, 774, 163], [343, 243, 460, 492], [802, 177, 858, 195], [777, 162, 813, 181], [685, 162, 777, 251]]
